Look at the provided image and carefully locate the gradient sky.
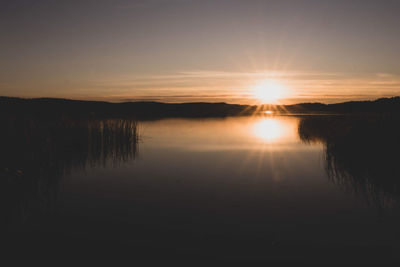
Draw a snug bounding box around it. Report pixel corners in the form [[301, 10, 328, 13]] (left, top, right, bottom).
[[1, 0, 400, 104]]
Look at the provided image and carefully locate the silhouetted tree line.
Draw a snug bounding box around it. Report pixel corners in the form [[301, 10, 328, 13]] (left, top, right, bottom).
[[298, 114, 400, 209], [285, 96, 400, 114], [0, 97, 257, 119], [2, 96, 400, 119], [0, 117, 138, 228]]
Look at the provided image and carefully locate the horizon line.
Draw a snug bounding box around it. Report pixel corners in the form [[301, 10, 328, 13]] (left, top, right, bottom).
[[2, 95, 400, 106]]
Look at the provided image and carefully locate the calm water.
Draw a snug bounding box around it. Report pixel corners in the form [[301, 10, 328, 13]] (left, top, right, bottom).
[[3, 115, 400, 264]]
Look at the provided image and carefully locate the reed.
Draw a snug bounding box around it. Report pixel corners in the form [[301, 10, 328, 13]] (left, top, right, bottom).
[[0, 117, 139, 227], [298, 114, 400, 209]]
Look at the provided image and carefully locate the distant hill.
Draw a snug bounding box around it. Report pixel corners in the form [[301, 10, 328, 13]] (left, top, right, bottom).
[[283, 96, 400, 114], [1, 96, 400, 119], [0, 97, 257, 119]]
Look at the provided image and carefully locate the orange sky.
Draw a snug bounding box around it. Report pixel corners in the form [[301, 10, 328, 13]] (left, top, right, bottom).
[[2, 0, 400, 104]]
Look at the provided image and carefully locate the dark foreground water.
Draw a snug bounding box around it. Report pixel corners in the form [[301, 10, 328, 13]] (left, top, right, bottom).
[[2, 115, 400, 265]]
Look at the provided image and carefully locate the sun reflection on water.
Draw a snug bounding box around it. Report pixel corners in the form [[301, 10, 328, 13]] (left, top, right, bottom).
[[252, 118, 289, 142]]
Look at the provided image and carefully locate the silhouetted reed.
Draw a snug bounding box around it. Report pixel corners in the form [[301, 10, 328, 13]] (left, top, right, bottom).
[[0, 117, 139, 227], [298, 114, 400, 209]]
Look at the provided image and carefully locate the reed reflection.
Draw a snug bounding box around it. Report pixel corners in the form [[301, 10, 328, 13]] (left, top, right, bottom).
[[0, 118, 139, 227], [298, 115, 400, 209]]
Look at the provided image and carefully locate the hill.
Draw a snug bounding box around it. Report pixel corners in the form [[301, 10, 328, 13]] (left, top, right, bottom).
[[1, 96, 400, 119]]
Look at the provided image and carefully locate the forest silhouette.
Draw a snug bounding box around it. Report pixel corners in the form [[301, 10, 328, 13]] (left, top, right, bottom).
[[2, 96, 400, 119]]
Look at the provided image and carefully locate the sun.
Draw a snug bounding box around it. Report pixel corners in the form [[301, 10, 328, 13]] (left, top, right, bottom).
[[252, 79, 287, 104]]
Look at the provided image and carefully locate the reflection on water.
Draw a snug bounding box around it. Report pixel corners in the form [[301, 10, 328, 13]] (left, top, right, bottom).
[[0, 118, 138, 226], [252, 117, 293, 142], [3, 115, 400, 263], [298, 115, 400, 209], [4, 115, 400, 222]]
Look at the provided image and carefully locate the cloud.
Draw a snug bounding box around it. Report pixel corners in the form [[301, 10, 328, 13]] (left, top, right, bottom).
[[115, 0, 190, 10], [4, 69, 400, 104]]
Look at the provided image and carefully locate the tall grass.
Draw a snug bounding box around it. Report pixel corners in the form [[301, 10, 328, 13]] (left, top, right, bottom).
[[0, 117, 139, 227], [298, 114, 400, 209]]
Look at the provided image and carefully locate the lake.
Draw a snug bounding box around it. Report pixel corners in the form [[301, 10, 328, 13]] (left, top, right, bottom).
[[3, 115, 400, 265]]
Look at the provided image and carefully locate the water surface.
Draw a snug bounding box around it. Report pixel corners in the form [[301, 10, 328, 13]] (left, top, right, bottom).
[[3, 115, 400, 264]]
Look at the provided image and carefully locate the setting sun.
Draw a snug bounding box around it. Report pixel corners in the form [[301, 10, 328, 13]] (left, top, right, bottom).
[[253, 79, 288, 104]]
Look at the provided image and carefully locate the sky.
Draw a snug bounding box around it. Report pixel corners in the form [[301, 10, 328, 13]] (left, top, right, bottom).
[[1, 0, 400, 104]]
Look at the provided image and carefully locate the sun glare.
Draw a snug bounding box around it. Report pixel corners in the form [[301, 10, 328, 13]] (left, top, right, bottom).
[[253, 79, 288, 104], [252, 118, 286, 142]]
